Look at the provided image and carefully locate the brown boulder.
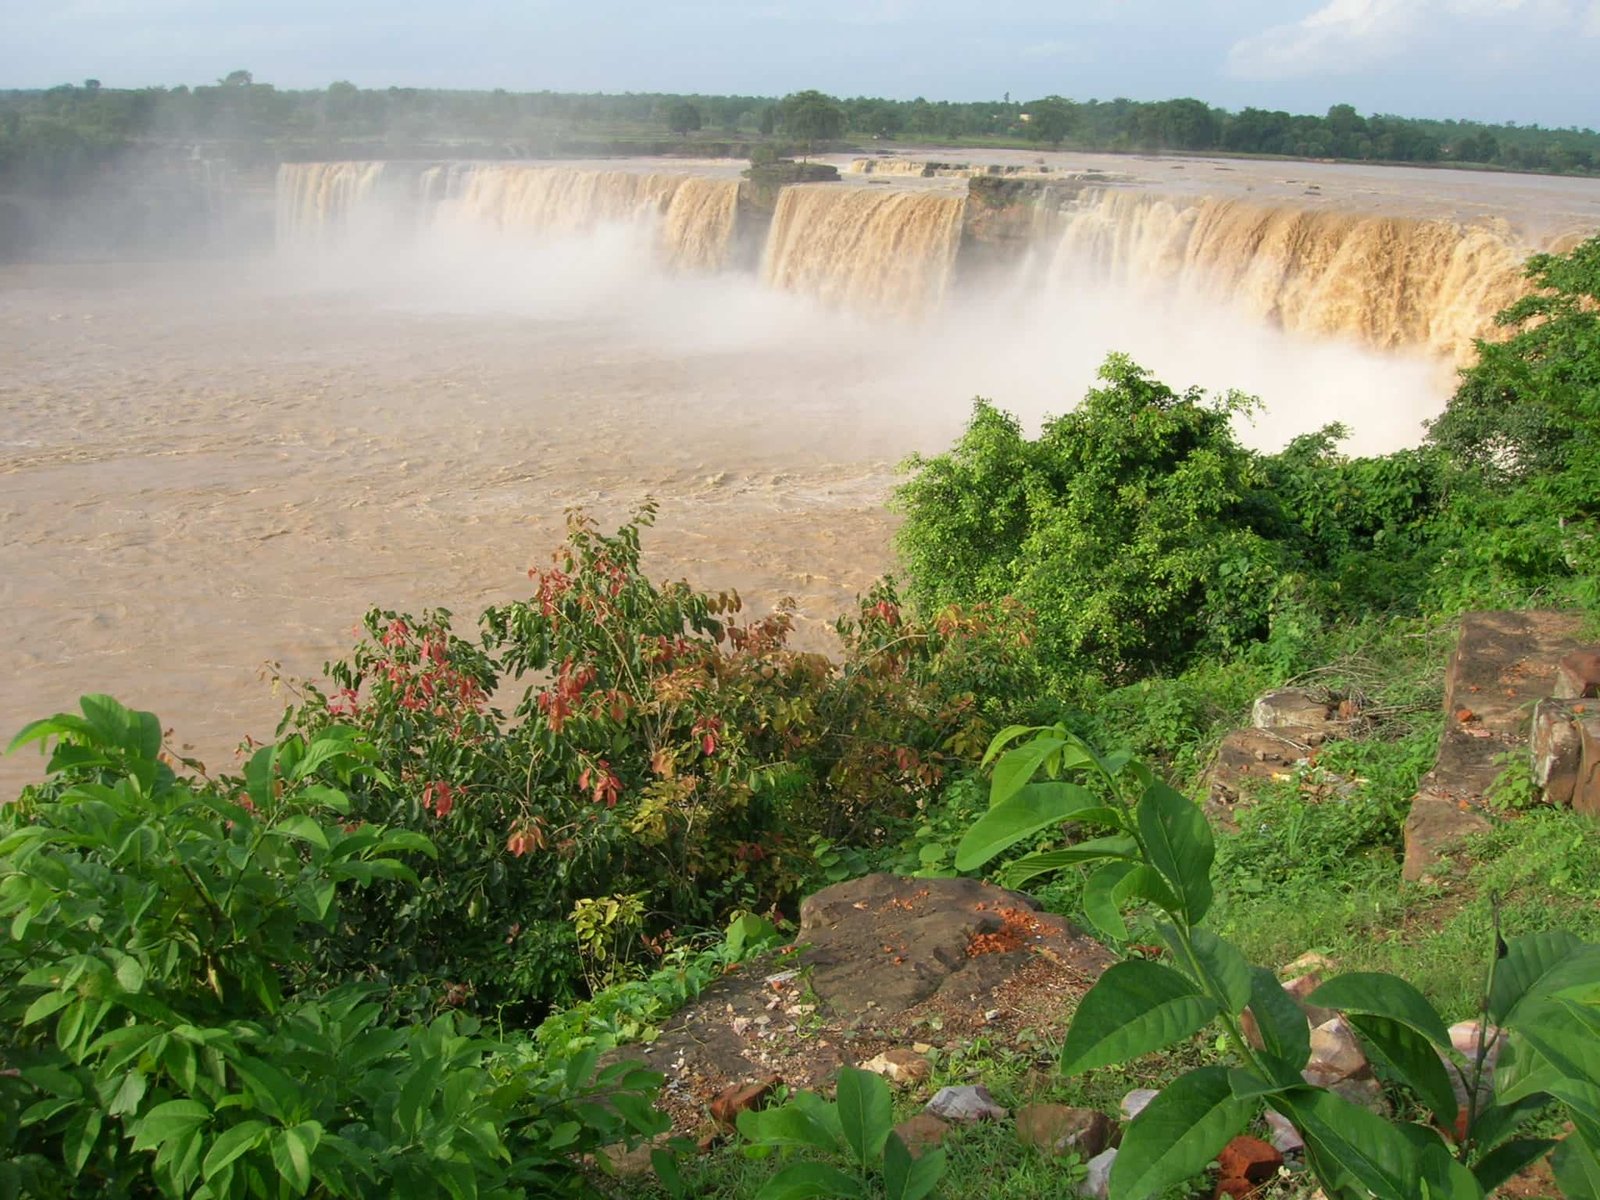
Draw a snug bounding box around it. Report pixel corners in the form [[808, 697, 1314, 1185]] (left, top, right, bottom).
[[1531, 699, 1585, 806], [892, 1113, 950, 1159], [1577, 716, 1600, 817], [710, 1076, 779, 1129], [1015, 1104, 1113, 1158], [1554, 649, 1600, 700]]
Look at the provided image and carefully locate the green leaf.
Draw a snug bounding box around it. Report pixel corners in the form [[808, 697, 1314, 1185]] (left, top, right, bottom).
[[1135, 781, 1213, 924], [1245, 967, 1311, 1074], [1060, 960, 1217, 1075], [954, 782, 1099, 871], [1307, 971, 1452, 1047], [1182, 928, 1252, 1016], [63, 1107, 102, 1175], [835, 1067, 891, 1169], [1513, 998, 1600, 1089], [270, 1124, 317, 1197], [994, 837, 1137, 889], [114, 956, 146, 995], [882, 1133, 945, 1200], [1552, 1130, 1600, 1200], [1109, 1066, 1255, 1200], [1083, 862, 1138, 940], [107, 1070, 148, 1117], [22, 990, 72, 1027], [203, 1121, 268, 1181], [1271, 1086, 1421, 1200], [1346, 1014, 1458, 1126], [755, 1162, 865, 1200], [130, 1099, 210, 1152], [274, 815, 330, 852], [1470, 1094, 1552, 1155], [1489, 931, 1583, 1024], [738, 1099, 842, 1155], [1471, 1137, 1556, 1194]]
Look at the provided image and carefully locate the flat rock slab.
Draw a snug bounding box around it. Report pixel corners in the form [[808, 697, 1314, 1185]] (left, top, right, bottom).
[[610, 873, 1112, 1133], [1403, 610, 1589, 881]]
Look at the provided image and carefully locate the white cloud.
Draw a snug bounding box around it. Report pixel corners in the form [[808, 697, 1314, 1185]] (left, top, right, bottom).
[[1226, 0, 1598, 80]]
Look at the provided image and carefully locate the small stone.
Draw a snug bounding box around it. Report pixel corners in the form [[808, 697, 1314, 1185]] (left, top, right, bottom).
[[1120, 1088, 1159, 1121], [925, 1084, 1008, 1123], [1448, 1020, 1501, 1063], [1015, 1104, 1113, 1158], [709, 1075, 779, 1128], [912, 1042, 935, 1055], [1216, 1136, 1284, 1198], [1281, 952, 1337, 977], [860, 1048, 932, 1086], [1253, 689, 1332, 730], [892, 1113, 950, 1159], [1263, 1110, 1303, 1155], [1306, 1017, 1369, 1084], [1080, 1148, 1117, 1199]]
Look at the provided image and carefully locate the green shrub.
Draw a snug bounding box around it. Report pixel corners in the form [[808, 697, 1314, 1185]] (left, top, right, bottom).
[[896, 356, 1292, 683], [282, 507, 1043, 1018], [0, 696, 665, 1199]]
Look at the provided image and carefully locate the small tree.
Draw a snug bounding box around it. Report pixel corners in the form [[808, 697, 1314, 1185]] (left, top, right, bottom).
[[781, 90, 846, 159], [665, 100, 701, 137], [1023, 97, 1073, 148], [759, 105, 778, 136]]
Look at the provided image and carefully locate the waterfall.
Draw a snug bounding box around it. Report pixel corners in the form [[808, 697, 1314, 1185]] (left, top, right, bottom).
[[1034, 189, 1532, 358], [275, 161, 389, 249], [761, 184, 967, 317], [276, 162, 741, 270]]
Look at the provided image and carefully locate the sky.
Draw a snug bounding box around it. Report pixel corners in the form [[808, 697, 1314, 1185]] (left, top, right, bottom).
[[6, 0, 1600, 128]]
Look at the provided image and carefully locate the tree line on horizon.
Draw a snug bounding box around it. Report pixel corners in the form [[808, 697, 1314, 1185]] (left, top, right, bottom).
[[3, 72, 1599, 199]]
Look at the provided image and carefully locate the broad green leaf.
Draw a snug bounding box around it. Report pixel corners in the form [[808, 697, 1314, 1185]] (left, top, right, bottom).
[[1182, 928, 1252, 1016], [1471, 1137, 1556, 1194], [991, 736, 1065, 803], [107, 1070, 148, 1117], [1083, 862, 1138, 940], [114, 956, 146, 995], [1552, 1130, 1600, 1200], [1136, 782, 1213, 924], [130, 1099, 210, 1152], [274, 815, 330, 852], [755, 1162, 865, 1200], [994, 837, 1137, 889], [835, 1067, 891, 1168], [1061, 960, 1217, 1075], [1246, 967, 1311, 1074], [1307, 971, 1452, 1047], [738, 1101, 841, 1154], [954, 782, 1098, 871], [1271, 1086, 1420, 1200], [271, 1124, 316, 1197], [22, 990, 72, 1027], [1470, 1094, 1553, 1155], [1109, 1066, 1255, 1200], [1490, 932, 1591, 1023], [63, 1107, 102, 1174], [1513, 998, 1600, 1089], [203, 1121, 268, 1181], [882, 1133, 945, 1200], [1347, 1014, 1459, 1126]]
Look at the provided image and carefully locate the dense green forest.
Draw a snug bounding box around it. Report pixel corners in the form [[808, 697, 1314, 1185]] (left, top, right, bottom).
[[4, 72, 1600, 202]]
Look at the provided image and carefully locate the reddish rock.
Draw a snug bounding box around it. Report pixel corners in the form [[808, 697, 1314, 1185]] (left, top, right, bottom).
[[1307, 1017, 1369, 1083], [892, 1113, 950, 1159], [709, 1075, 779, 1128], [1403, 788, 1492, 882], [1554, 649, 1600, 700], [1531, 699, 1585, 806], [1015, 1104, 1113, 1158], [1577, 716, 1600, 818], [1215, 1136, 1283, 1198]]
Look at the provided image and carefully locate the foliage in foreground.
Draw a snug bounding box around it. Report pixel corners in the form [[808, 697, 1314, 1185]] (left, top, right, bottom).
[[282, 504, 1043, 1018], [0, 696, 665, 1199], [956, 724, 1600, 1200]]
